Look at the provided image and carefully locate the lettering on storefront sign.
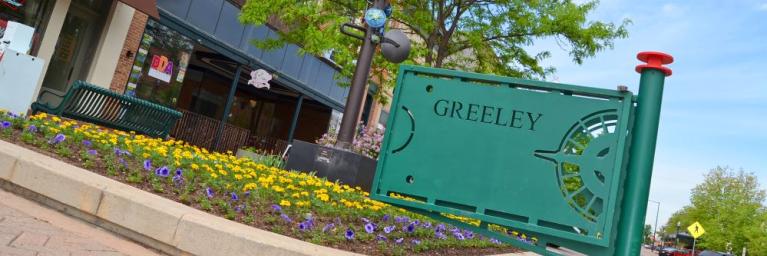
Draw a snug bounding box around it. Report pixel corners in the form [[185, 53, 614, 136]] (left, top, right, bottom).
[[433, 99, 543, 131], [148, 55, 173, 83], [1, 0, 24, 10]]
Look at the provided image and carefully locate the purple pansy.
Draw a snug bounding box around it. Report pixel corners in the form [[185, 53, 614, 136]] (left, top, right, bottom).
[[322, 223, 335, 233], [345, 228, 355, 240], [384, 225, 395, 234], [394, 216, 409, 223], [405, 223, 415, 233], [412, 239, 421, 245], [412, 220, 420, 226], [280, 213, 292, 223], [298, 221, 310, 231], [395, 238, 404, 244], [376, 234, 387, 241], [50, 134, 65, 144], [382, 214, 390, 222], [27, 125, 37, 133], [206, 187, 214, 198], [303, 215, 314, 226], [143, 159, 152, 171], [172, 174, 184, 186], [435, 231, 447, 240], [364, 223, 375, 234], [244, 191, 251, 197], [0, 121, 10, 129], [490, 238, 502, 244], [175, 168, 183, 176], [234, 205, 242, 212], [422, 221, 432, 228], [87, 149, 97, 156], [361, 217, 370, 223], [118, 158, 128, 168], [271, 204, 282, 213], [230, 192, 239, 201], [435, 223, 446, 233], [155, 166, 170, 177], [453, 232, 465, 240], [464, 230, 474, 239], [82, 140, 92, 148]]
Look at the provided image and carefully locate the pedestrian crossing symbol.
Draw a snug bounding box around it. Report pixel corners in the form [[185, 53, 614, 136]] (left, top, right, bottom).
[[687, 221, 705, 239]]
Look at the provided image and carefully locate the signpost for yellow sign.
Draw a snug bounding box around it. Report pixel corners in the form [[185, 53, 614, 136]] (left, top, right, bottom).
[[688, 221, 706, 255]]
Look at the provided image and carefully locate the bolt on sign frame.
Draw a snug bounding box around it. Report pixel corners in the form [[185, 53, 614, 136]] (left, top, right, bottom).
[[371, 52, 672, 255]]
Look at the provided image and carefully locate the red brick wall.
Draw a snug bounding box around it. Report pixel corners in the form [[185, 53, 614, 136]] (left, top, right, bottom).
[[109, 12, 148, 93]]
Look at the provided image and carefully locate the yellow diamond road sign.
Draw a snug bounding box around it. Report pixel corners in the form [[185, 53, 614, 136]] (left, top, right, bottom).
[[687, 221, 705, 239]]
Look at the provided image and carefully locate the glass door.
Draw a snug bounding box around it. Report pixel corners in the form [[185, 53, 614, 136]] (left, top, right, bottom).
[[40, 0, 110, 93]]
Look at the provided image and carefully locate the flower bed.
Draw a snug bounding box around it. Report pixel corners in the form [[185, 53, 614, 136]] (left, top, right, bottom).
[[0, 111, 521, 256]]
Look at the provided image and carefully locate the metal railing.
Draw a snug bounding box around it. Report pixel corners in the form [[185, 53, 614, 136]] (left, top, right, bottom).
[[170, 109, 289, 154]]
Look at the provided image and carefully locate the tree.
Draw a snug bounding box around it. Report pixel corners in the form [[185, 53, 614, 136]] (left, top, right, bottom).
[[643, 224, 653, 244], [662, 167, 767, 252], [744, 208, 767, 255], [239, 0, 629, 101]]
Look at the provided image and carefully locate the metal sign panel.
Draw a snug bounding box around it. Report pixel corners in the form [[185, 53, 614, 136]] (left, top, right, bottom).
[[371, 65, 635, 254]]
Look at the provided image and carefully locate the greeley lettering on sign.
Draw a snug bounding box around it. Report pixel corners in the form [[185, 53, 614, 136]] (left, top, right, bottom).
[[433, 99, 543, 131]]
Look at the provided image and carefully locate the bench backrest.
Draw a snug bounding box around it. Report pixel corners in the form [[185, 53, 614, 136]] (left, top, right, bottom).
[[59, 81, 182, 137]]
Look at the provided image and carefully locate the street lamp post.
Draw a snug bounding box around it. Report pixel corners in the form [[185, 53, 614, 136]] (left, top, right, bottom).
[[674, 221, 682, 248], [649, 200, 660, 249], [335, 0, 389, 150]]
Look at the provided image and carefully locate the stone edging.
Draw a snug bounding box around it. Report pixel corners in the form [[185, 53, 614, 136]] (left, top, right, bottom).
[[0, 140, 361, 256]]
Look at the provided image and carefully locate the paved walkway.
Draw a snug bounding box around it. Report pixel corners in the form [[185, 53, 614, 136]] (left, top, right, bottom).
[[641, 247, 657, 256], [0, 189, 161, 256]]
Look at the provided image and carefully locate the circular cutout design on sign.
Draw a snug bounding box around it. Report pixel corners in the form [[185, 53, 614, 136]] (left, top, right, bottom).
[[534, 110, 619, 222]]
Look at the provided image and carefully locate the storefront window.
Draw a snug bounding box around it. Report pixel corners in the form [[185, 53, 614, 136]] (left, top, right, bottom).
[[0, 0, 53, 55], [125, 19, 194, 107]]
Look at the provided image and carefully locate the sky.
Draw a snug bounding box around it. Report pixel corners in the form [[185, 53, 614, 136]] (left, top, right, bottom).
[[529, 0, 767, 231]]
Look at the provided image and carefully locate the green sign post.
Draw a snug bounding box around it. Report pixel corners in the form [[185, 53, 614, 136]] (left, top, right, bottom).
[[371, 52, 673, 255], [614, 52, 674, 255]]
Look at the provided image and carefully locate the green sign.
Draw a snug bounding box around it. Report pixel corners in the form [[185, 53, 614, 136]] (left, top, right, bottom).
[[371, 65, 637, 255]]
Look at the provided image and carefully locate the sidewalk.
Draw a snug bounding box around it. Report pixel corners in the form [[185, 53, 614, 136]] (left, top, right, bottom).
[[0, 188, 161, 256]]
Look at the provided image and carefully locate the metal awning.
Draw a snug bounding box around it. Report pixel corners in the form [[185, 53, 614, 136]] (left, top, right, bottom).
[[119, 0, 159, 19]]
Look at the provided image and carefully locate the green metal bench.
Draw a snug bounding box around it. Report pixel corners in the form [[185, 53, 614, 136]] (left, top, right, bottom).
[[31, 80, 182, 138]]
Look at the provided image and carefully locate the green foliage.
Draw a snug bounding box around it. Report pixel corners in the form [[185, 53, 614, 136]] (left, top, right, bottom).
[[240, 147, 285, 168], [239, 0, 629, 100], [643, 224, 653, 244], [662, 167, 767, 253]]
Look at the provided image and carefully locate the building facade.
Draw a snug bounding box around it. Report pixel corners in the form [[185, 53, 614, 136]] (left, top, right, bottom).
[[1, 0, 386, 153]]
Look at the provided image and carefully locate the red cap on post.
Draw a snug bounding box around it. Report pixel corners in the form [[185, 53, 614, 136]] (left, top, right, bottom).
[[635, 51, 673, 76]]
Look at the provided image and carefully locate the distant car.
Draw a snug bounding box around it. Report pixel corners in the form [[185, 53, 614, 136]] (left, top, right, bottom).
[[659, 247, 680, 256], [670, 249, 691, 256], [698, 251, 733, 256]]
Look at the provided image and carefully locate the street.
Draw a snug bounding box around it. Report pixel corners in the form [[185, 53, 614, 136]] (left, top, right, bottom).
[[641, 247, 657, 256]]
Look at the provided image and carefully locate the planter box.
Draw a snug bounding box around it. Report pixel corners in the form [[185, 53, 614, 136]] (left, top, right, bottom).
[[285, 140, 377, 192]]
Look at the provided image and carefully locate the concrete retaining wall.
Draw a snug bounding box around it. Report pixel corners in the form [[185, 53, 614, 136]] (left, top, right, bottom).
[[0, 140, 360, 256]]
